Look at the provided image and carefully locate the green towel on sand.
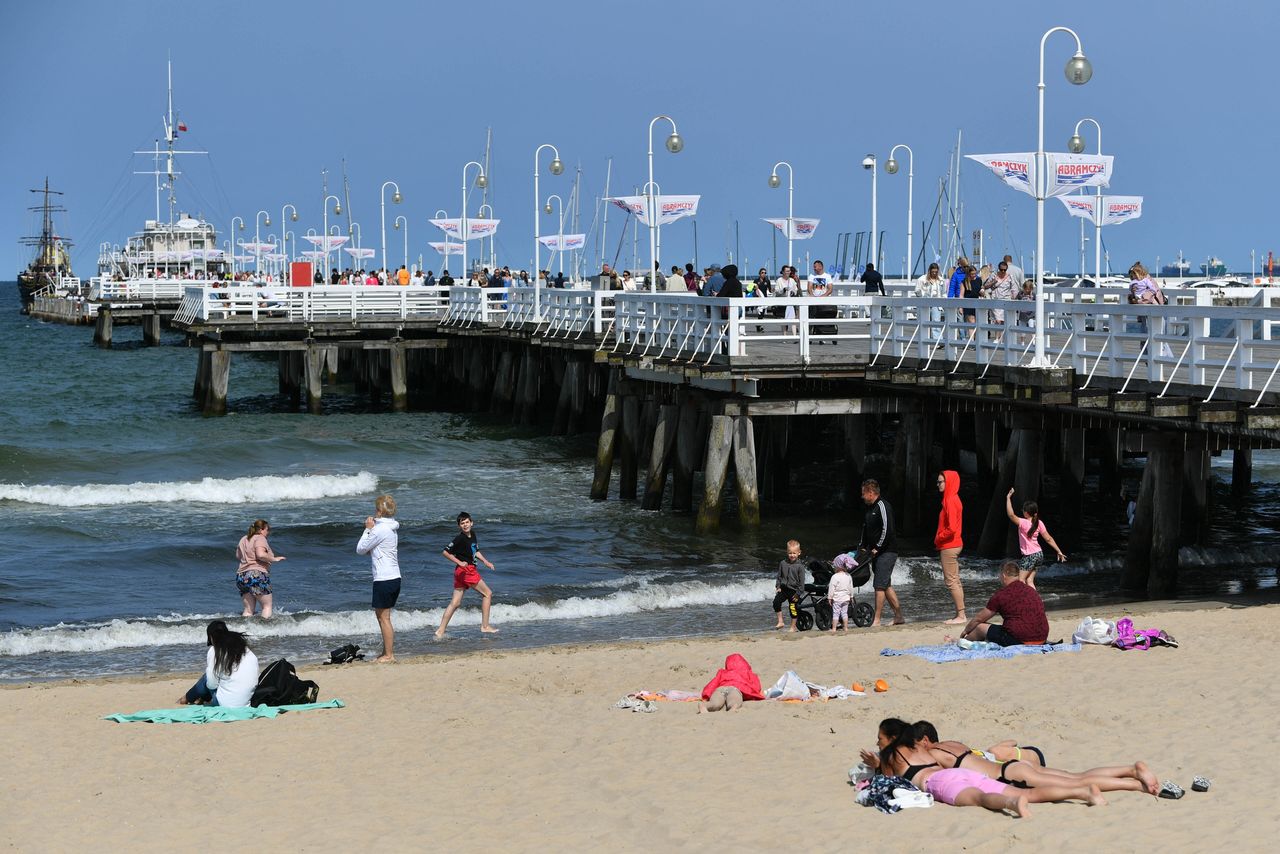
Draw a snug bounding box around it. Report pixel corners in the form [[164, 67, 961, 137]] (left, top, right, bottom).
[[104, 699, 345, 724]]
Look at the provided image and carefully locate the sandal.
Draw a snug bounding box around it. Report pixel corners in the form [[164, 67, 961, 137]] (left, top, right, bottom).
[[1191, 776, 1211, 792], [1158, 781, 1185, 799]]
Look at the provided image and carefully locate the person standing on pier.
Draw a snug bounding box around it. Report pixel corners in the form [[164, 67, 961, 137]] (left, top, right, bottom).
[[860, 262, 885, 295], [935, 470, 967, 624], [397, 265, 410, 286], [1003, 255, 1024, 291], [439, 269, 453, 287], [357, 494, 402, 663], [858, 479, 905, 627]]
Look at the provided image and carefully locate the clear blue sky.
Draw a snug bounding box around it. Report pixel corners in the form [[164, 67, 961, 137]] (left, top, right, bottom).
[[2, 0, 1274, 279]]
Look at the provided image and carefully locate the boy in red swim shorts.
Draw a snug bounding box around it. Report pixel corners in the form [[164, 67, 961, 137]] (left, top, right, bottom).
[[435, 511, 498, 638]]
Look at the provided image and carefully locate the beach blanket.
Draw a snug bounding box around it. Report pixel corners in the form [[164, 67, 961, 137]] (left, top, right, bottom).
[[104, 699, 345, 724], [880, 643, 1081, 663]]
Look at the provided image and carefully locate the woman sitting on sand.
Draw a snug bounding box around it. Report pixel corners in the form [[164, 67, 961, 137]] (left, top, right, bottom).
[[178, 620, 259, 708], [910, 720, 1159, 796], [859, 718, 1105, 817]]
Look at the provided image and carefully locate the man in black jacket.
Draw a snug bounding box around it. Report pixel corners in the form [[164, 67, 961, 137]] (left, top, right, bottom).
[[858, 478, 904, 627]]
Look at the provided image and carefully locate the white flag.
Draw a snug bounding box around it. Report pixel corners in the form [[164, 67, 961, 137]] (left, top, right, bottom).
[[301, 234, 350, 250], [537, 234, 587, 251], [967, 152, 1113, 199], [763, 218, 821, 240], [429, 241, 466, 256], [605, 195, 700, 226], [343, 247, 377, 259], [1057, 194, 1143, 226], [430, 218, 500, 241], [965, 153, 1036, 197]]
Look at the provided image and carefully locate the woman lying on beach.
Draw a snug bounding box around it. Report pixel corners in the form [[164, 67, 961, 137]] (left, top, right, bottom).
[[177, 620, 259, 708], [859, 718, 1105, 817], [911, 720, 1160, 796]]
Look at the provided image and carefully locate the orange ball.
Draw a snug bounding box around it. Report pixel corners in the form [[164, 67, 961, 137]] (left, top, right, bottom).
[[851, 682, 865, 693], [874, 679, 889, 693]]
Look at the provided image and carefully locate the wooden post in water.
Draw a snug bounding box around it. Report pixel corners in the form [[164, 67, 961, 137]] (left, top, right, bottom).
[[695, 414, 735, 533], [204, 350, 231, 416], [1149, 435, 1184, 598], [1010, 417, 1044, 556], [491, 351, 514, 414], [93, 307, 112, 349], [389, 342, 408, 412], [193, 349, 210, 402], [671, 399, 700, 512], [1121, 457, 1156, 592], [1232, 447, 1253, 495], [843, 415, 866, 502], [642, 404, 679, 510], [325, 347, 339, 380], [142, 312, 162, 346], [901, 414, 927, 534], [618, 394, 640, 500], [552, 361, 577, 435], [733, 415, 761, 527], [590, 373, 620, 500], [1181, 436, 1209, 542], [977, 429, 1021, 557], [1058, 426, 1087, 533], [305, 345, 325, 414]]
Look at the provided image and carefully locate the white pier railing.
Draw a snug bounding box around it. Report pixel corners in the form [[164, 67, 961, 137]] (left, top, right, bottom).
[[502, 288, 616, 338], [439, 286, 509, 327], [173, 285, 451, 324]]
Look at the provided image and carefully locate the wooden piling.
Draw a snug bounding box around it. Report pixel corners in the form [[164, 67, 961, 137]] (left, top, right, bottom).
[[1059, 426, 1087, 532], [1121, 457, 1156, 592], [1232, 447, 1253, 495], [642, 404, 679, 510], [671, 399, 700, 512], [305, 346, 325, 414], [732, 415, 761, 527], [977, 430, 1021, 557], [1149, 436, 1184, 598], [93, 307, 112, 349], [695, 414, 735, 533], [842, 415, 866, 502], [389, 342, 408, 412], [142, 312, 162, 346], [901, 414, 927, 533], [204, 350, 230, 416], [1181, 438, 1209, 541], [552, 361, 577, 435], [590, 373, 620, 500], [618, 394, 640, 500], [193, 349, 210, 402]]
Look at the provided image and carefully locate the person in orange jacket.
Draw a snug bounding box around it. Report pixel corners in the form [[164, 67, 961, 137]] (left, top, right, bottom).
[[934, 470, 967, 624]]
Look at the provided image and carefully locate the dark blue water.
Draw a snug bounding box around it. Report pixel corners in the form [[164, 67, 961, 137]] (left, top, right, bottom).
[[1, 281, 1276, 681]]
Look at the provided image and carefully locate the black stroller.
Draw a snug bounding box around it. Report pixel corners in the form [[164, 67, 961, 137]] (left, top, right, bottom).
[[791, 555, 874, 631]]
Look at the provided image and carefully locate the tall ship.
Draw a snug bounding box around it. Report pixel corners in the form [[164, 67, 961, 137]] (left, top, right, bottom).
[[17, 178, 74, 312]]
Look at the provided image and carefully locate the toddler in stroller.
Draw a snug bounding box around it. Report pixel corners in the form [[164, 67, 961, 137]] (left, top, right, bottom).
[[790, 553, 875, 631]]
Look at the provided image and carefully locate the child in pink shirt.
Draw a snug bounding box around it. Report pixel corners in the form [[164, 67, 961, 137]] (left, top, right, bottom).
[[1005, 488, 1066, 589]]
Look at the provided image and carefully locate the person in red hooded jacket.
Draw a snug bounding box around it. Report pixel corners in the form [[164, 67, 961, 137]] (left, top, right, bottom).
[[699, 653, 764, 713], [934, 470, 967, 624]]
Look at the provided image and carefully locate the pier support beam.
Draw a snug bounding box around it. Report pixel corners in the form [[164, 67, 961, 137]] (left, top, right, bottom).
[[1121, 459, 1156, 593], [642, 404, 679, 510], [978, 430, 1021, 558], [389, 342, 408, 412], [732, 415, 761, 527], [590, 374, 619, 500], [900, 414, 928, 534], [305, 346, 325, 415], [93, 307, 113, 349], [1232, 447, 1252, 496], [193, 350, 210, 402], [1058, 427, 1087, 533], [618, 394, 640, 501], [1148, 436, 1185, 598], [671, 399, 700, 513], [142, 313, 162, 346], [695, 415, 735, 533], [842, 415, 866, 503], [203, 350, 231, 417], [1181, 438, 1210, 542]]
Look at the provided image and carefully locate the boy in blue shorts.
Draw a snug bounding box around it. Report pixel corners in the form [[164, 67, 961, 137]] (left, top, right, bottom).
[[435, 511, 498, 638]]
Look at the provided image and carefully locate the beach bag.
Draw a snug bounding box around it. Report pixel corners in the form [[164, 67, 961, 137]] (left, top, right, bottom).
[[765, 670, 810, 701], [251, 658, 319, 706], [1072, 616, 1117, 645]]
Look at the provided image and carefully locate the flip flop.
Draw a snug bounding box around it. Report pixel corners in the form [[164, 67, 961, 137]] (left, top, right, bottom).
[[1153, 631, 1179, 648], [1158, 781, 1185, 799], [1192, 776, 1211, 792]]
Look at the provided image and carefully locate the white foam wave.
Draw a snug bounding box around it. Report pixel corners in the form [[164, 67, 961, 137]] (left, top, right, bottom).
[[0, 577, 774, 656], [0, 472, 378, 508]]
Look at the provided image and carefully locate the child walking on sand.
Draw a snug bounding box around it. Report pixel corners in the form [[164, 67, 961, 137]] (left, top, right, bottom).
[[435, 512, 499, 638], [1005, 488, 1066, 589], [773, 539, 807, 631], [827, 555, 855, 633]]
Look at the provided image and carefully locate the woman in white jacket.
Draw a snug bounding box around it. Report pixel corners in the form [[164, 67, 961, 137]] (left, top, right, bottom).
[[357, 494, 401, 663], [178, 620, 259, 707]]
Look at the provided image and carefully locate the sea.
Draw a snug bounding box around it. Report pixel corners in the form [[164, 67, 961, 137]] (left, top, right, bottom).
[[1, 282, 1277, 683]]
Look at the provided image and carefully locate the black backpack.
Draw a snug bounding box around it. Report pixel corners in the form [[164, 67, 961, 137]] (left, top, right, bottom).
[[250, 658, 319, 707]]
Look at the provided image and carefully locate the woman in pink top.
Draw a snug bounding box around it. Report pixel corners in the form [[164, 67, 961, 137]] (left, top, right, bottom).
[[1004, 489, 1066, 589], [236, 519, 285, 618]]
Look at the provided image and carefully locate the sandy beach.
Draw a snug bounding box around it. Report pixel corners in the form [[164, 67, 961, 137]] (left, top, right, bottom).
[[2, 595, 1276, 852]]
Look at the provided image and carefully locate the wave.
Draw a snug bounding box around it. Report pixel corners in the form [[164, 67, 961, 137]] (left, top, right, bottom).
[[0, 472, 378, 508], [0, 577, 773, 656]]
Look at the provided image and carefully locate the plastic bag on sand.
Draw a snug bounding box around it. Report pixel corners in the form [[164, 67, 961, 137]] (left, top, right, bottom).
[[766, 670, 810, 700], [1073, 616, 1118, 645]]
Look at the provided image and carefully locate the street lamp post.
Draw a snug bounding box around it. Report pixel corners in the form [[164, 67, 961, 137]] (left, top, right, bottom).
[[861, 155, 877, 274], [394, 215, 408, 271], [768, 161, 794, 271], [544, 194, 565, 277], [1034, 26, 1093, 367], [350, 222, 363, 273], [1067, 117, 1103, 284], [254, 210, 270, 275], [534, 143, 564, 313], [280, 204, 298, 275], [380, 180, 402, 277], [647, 115, 683, 292], [230, 216, 245, 276], [461, 161, 487, 278], [322, 195, 342, 281], [886, 144, 914, 279]]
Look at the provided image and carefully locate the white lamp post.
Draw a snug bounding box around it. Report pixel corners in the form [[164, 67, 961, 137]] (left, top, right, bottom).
[[1067, 117, 1103, 285], [544, 194, 565, 277], [647, 115, 683, 293], [886, 144, 914, 279], [478, 204, 496, 270], [768, 160, 794, 271], [350, 222, 363, 273], [380, 180, 402, 276], [1034, 25, 1093, 367], [534, 143, 564, 312], [461, 161, 487, 277], [394, 215, 408, 271], [861, 155, 877, 275], [254, 210, 270, 275], [322, 195, 342, 281], [280, 204, 297, 272], [230, 216, 245, 276]]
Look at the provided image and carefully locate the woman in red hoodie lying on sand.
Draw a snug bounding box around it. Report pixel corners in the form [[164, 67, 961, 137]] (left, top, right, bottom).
[[698, 654, 764, 713]]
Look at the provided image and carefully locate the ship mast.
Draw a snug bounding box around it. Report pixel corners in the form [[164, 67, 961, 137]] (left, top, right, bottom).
[[134, 58, 205, 224]]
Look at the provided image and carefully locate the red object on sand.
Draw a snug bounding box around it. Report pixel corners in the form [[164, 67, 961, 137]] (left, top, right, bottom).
[[701, 654, 764, 701]]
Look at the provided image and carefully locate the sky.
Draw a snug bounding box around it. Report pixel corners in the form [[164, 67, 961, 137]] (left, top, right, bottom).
[[2, 0, 1275, 280]]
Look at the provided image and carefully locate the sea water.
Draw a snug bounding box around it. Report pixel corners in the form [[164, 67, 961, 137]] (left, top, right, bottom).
[[1, 286, 1276, 682]]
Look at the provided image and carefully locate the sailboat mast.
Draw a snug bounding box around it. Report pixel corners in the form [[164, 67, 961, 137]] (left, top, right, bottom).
[[571, 164, 582, 279], [165, 59, 177, 223], [599, 157, 612, 272]]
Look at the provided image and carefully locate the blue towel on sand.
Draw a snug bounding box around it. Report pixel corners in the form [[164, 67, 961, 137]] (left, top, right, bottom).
[[104, 699, 345, 724], [880, 643, 1081, 663]]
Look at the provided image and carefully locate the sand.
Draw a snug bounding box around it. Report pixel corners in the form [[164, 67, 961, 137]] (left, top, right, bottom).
[[1, 597, 1276, 852]]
